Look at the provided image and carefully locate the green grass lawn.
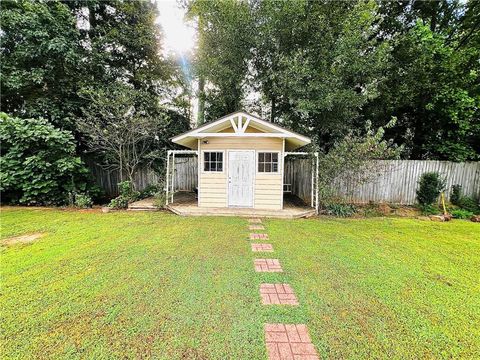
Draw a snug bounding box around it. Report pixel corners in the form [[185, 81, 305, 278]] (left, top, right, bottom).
[[1, 208, 479, 359]]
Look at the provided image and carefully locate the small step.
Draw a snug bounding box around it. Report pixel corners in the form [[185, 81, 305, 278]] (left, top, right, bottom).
[[127, 207, 158, 211], [127, 197, 157, 211]]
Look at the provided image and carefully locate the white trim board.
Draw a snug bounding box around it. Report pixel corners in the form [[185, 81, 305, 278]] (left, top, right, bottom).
[[171, 111, 311, 146]]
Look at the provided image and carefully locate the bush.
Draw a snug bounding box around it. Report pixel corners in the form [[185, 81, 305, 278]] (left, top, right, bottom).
[[140, 183, 163, 199], [450, 184, 462, 205], [108, 181, 140, 209], [325, 203, 357, 217], [153, 190, 167, 209], [74, 193, 93, 208], [451, 208, 474, 219], [458, 196, 479, 214], [420, 204, 441, 215], [416, 172, 446, 206], [108, 196, 130, 210], [0, 113, 93, 205]]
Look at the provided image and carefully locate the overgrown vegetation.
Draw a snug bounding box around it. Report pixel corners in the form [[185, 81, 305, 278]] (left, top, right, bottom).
[[1, 0, 478, 207], [451, 208, 474, 219], [325, 203, 357, 217], [73, 193, 93, 209], [450, 184, 463, 205], [108, 181, 140, 210], [317, 119, 402, 209], [449, 184, 479, 214], [0, 0, 189, 206], [0, 113, 93, 205], [188, 0, 480, 160]]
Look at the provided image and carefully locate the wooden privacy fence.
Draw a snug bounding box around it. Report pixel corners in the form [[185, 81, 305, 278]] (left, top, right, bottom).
[[88, 157, 479, 204], [86, 156, 198, 196], [285, 159, 480, 204]]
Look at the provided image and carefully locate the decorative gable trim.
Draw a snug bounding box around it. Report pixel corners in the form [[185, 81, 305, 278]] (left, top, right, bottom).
[[171, 111, 310, 144]]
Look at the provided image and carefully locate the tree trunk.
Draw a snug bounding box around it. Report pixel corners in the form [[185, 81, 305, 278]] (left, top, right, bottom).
[[197, 76, 205, 126], [270, 96, 276, 123]]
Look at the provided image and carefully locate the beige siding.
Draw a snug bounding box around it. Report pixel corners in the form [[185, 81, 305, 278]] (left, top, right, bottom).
[[201, 137, 282, 151], [197, 142, 227, 208], [199, 136, 283, 210], [255, 173, 282, 209]]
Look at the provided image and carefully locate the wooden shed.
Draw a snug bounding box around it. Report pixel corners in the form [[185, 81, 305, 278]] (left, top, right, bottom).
[[166, 111, 318, 217]]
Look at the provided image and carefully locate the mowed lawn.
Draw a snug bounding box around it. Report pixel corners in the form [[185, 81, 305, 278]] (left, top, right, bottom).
[[1, 209, 479, 359]]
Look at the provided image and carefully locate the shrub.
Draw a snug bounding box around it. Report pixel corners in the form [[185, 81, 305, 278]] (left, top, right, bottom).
[[317, 119, 403, 206], [450, 184, 462, 205], [420, 204, 441, 215], [416, 172, 446, 206], [140, 183, 163, 199], [108, 181, 140, 209], [458, 196, 479, 214], [108, 196, 130, 210], [325, 203, 357, 217], [0, 113, 92, 205], [153, 190, 167, 209], [74, 193, 93, 208], [451, 209, 474, 219]]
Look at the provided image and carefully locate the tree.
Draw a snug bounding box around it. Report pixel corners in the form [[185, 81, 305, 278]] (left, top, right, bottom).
[[73, 0, 190, 171], [1, 0, 188, 146], [365, 0, 480, 161], [78, 85, 175, 187], [0, 0, 83, 129], [0, 113, 92, 205], [187, 0, 255, 122], [252, 0, 391, 150]]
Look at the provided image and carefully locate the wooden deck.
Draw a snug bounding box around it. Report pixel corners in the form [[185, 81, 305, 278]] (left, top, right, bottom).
[[165, 192, 316, 219]]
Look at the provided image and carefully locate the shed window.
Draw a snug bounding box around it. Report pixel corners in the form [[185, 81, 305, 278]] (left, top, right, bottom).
[[258, 152, 279, 173], [204, 152, 223, 172]]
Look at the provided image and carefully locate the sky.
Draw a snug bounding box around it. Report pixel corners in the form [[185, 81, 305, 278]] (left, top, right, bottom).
[[156, 1, 196, 56]]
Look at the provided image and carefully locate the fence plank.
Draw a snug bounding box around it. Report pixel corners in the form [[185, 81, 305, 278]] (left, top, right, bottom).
[[86, 156, 198, 196], [283, 159, 479, 205], [88, 157, 479, 204]]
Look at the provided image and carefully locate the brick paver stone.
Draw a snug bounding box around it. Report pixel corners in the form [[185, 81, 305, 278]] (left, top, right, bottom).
[[250, 233, 269, 240], [260, 284, 299, 305], [254, 259, 283, 272], [251, 243, 274, 252], [249, 224, 265, 231], [248, 218, 262, 224], [265, 324, 319, 360]]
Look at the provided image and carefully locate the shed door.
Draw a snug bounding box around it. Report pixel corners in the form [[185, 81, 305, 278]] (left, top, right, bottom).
[[228, 151, 254, 207]]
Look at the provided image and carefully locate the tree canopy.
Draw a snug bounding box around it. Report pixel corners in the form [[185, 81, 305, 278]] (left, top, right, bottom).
[[1, 0, 479, 165], [187, 0, 480, 160]]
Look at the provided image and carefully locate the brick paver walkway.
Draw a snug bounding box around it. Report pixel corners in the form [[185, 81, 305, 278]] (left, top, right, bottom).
[[251, 243, 274, 252], [254, 259, 283, 272], [245, 218, 319, 359], [265, 324, 319, 360], [249, 224, 265, 231], [250, 233, 269, 240], [260, 284, 299, 305]]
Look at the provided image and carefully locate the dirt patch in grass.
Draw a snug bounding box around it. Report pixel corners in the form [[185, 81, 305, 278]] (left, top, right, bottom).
[[1, 233, 45, 246]]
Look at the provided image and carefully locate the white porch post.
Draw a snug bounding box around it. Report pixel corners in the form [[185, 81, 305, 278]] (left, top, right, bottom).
[[311, 157, 314, 208], [171, 152, 175, 204], [315, 152, 319, 214], [165, 151, 171, 205], [281, 139, 285, 209]]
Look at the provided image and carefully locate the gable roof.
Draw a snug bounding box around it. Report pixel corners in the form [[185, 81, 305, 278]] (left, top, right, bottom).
[[171, 111, 311, 150]]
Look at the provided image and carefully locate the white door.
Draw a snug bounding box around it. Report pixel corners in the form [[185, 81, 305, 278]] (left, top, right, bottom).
[[228, 151, 254, 207]]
